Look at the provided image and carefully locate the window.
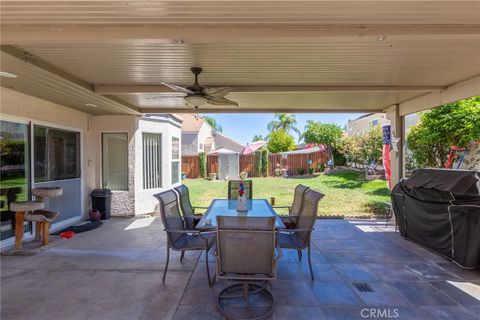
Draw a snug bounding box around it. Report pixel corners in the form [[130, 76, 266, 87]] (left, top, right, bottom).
[[34, 125, 80, 182], [172, 137, 180, 184], [143, 133, 162, 189], [102, 133, 128, 190]]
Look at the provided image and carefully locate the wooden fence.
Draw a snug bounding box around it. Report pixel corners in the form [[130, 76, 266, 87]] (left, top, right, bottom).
[[182, 150, 329, 178]]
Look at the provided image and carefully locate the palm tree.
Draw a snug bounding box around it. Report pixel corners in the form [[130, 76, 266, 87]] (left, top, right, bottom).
[[252, 134, 264, 142], [267, 113, 301, 140]]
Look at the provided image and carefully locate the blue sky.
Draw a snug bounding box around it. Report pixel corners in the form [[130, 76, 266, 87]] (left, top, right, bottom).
[[201, 113, 366, 145]]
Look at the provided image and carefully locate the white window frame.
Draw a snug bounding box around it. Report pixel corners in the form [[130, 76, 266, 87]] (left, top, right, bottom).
[[142, 132, 162, 190], [171, 136, 180, 185], [101, 132, 129, 191]]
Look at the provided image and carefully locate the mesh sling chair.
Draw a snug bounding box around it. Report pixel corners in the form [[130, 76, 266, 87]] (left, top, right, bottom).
[[278, 189, 324, 280], [273, 184, 310, 229], [174, 184, 208, 229], [154, 190, 215, 286], [215, 216, 280, 320], [228, 180, 253, 200]]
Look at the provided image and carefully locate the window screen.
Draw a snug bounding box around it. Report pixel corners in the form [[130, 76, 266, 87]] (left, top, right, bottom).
[[143, 133, 162, 189], [102, 133, 128, 190], [34, 125, 80, 182]]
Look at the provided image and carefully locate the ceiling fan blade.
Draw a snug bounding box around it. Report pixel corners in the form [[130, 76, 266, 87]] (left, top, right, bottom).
[[203, 87, 232, 97], [160, 81, 195, 95], [207, 96, 239, 107]]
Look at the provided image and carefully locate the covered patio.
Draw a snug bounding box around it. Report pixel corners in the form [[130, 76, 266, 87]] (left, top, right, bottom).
[[1, 1, 480, 319], [2, 217, 479, 319]]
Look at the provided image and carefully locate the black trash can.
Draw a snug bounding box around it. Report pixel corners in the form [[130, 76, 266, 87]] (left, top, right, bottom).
[[90, 189, 112, 220]]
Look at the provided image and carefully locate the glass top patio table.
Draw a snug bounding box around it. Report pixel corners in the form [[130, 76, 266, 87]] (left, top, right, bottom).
[[196, 199, 286, 230]]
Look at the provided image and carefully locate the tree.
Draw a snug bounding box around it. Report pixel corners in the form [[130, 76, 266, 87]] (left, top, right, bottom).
[[252, 134, 264, 142], [199, 152, 207, 178], [266, 129, 296, 153], [358, 126, 383, 167], [267, 114, 301, 140], [261, 148, 269, 177], [406, 96, 480, 168], [203, 116, 223, 132], [303, 121, 343, 162]]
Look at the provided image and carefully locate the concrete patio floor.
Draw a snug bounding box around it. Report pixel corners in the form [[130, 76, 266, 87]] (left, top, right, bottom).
[[1, 217, 479, 320]]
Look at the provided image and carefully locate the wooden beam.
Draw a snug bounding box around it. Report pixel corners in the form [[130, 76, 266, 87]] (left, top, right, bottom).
[[138, 108, 382, 114], [397, 75, 480, 116], [96, 85, 446, 94], [2, 25, 479, 45]]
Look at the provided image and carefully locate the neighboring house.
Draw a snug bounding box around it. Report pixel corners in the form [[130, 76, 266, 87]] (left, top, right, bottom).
[[347, 113, 390, 136], [213, 132, 245, 154], [179, 114, 215, 155], [0, 88, 182, 247]]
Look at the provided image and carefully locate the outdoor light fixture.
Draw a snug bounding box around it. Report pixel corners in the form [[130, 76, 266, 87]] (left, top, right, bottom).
[[0, 71, 18, 78], [184, 95, 208, 108]]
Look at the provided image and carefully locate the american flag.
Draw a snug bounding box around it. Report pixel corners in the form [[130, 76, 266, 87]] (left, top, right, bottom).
[[382, 125, 392, 190]]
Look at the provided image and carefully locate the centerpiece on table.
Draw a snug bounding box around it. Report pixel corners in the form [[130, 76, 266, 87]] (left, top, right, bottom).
[[236, 181, 248, 212]]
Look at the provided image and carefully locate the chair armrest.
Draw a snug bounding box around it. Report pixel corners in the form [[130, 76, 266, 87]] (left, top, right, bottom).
[[273, 205, 291, 209], [193, 206, 209, 213], [164, 229, 201, 235], [198, 230, 216, 241], [278, 227, 315, 233]]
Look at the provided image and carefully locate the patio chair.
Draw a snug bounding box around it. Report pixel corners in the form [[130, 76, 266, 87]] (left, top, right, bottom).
[[174, 184, 208, 229], [278, 189, 324, 280], [215, 216, 279, 320], [227, 180, 253, 200], [273, 184, 310, 229], [154, 190, 215, 286]]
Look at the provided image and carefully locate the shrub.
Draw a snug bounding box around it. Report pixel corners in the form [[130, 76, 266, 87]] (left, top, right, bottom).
[[318, 163, 326, 172], [254, 149, 263, 176], [297, 168, 306, 175], [308, 167, 315, 175], [199, 152, 207, 178], [261, 148, 269, 177]]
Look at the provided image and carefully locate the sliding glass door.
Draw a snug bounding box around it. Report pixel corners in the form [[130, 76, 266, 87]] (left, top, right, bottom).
[[0, 120, 31, 240], [33, 125, 82, 224]]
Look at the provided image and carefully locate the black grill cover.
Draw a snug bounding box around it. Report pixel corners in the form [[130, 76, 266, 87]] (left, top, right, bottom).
[[391, 169, 480, 269]]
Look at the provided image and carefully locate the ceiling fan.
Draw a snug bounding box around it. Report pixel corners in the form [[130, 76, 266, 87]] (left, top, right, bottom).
[[158, 67, 238, 109]]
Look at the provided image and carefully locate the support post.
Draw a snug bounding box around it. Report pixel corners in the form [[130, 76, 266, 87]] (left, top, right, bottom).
[[385, 105, 404, 188]]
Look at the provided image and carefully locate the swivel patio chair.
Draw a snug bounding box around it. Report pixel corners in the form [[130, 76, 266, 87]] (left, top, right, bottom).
[[154, 190, 215, 285], [277, 189, 324, 280], [273, 184, 310, 228], [228, 180, 253, 200], [215, 216, 279, 320], [174, 184, 208, 229]]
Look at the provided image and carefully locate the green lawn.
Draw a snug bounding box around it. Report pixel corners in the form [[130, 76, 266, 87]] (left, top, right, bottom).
[[184, 170, 390, 217]]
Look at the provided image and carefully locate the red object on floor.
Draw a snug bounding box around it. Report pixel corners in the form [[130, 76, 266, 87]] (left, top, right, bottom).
[[60, 231, 75, 239]]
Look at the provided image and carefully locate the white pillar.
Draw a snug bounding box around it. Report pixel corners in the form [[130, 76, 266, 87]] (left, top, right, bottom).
[[385, 104, 404, 188]]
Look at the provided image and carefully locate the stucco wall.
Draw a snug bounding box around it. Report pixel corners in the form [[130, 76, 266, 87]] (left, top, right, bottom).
[[347, 113, 390, 136], [0, 88, 94, 220], [197, 123, 214, 153], [181, 132, 198, 155], [91, 115, 137, 216]]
